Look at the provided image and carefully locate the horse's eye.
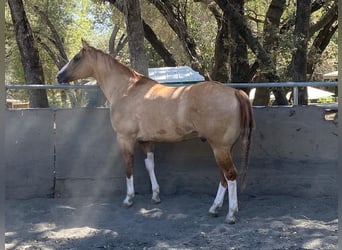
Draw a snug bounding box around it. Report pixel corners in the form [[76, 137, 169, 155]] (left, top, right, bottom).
[[73, 55, 81, 62]]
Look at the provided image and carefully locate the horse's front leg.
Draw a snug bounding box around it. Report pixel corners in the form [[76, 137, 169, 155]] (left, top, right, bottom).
[[117, 135, 135, 207]]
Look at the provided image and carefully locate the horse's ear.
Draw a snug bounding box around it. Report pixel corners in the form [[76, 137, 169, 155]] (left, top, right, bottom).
[[81, 39, 90, 49]]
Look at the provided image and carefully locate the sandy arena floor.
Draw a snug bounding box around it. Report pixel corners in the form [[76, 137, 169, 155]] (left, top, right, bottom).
[[5, 193, 337, 249]]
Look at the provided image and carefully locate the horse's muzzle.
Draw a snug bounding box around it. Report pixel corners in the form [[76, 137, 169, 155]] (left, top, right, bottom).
[[57, 72, 69, 84]]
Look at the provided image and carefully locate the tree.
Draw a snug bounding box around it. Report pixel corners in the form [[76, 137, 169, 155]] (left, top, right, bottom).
[[108, 24, 128, 57], [32, 4, 70, 106], [103, 0, 148, 75], [33, 5, 68, 69], [290, 0, 311, 105], [7, 0, 49, 108], [207, 1, 231, 82], [122, 0, 148, 75], [5, 1, 338, 107], [229, 0, 249, 84], [307, 1, 338, 79], [215, 0, 288, 105], [102, 0, 177, 68], [142, 20, 177, 67], [253, 0, 286, 105], [205, 0, 248, 85], [148, 0, 207, 77]]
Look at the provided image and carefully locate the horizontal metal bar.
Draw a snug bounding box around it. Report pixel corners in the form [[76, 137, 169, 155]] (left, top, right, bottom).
[[225, 81, 338, 88], [5, 84, 99, 90], [5, 81, 338, 90]]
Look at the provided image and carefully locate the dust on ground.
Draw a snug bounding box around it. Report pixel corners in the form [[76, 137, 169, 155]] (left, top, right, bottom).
[[5, 193, 337, 249]]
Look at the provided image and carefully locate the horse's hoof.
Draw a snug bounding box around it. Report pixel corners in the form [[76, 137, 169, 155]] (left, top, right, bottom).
[[208, 211, 219, 217], [123, 201, 133, 208], [225, 216, 236, 224], [151, 198, 161, 204], [208, 205, 220, 217], [123, 197, 134, 208], [151, 192, 161, 204]]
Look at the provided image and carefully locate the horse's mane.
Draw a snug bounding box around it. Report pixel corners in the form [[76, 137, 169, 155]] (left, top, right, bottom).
[[89, 45, 157, 87], [91, 46, 146, 80]]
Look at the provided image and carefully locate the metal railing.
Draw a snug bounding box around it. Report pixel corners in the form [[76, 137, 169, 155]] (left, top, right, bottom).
[[5, 81, 338, 106], [226, 81, 338, 106]]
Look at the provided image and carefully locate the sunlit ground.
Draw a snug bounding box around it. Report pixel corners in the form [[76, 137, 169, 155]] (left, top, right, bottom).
[[5, 193, 337, 249]]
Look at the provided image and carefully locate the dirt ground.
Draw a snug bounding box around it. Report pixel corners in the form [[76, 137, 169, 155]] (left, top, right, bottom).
[[5, 193, 337, 250]]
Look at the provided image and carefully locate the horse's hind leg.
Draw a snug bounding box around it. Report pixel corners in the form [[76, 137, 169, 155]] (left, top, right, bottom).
[[140, 142, 161, 204], [208, 171, 227, 216], [210, 146, 238, 224]]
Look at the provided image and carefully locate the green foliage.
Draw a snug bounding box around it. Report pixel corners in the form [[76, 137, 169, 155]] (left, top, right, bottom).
[[185, 1, 216, 72], [141, 1, 187, 66], [5, 3, 24, 84], [5, 0, 338, 107], [316, 96, 336, 104], [145, 41, 165, 67]]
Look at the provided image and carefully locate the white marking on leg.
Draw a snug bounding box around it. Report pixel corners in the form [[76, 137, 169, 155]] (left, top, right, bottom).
[[226, 180, 238, 224], [145, 152, 160, 203], [123, 176, 134, 207], [57, 61, 70, 75], [209, 182, 227, 215]]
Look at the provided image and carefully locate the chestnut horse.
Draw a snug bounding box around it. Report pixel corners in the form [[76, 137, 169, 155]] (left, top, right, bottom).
[[57, 40, 254, 224]]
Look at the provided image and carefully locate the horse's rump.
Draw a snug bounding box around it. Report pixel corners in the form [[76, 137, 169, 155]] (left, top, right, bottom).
[[185, 82, 242, 143]]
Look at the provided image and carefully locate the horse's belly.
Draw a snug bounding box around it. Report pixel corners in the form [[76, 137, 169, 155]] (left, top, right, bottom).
[[137, 126, 199, 142]]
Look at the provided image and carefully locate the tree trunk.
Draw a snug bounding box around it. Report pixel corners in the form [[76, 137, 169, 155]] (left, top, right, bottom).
[[229, 0, 249, 84], [149, 0, 206, 77], [123, 0, 148, 76], [215, 0, 288, 105], [209, 3, 231, 82], [143, 21, 177, 67], [291, 0, 311, 105], [280, 0, 329, 35], [33, 6, 68, 68], [109, 24, 128, 57], [109, 25, 120, 55], [308, 0, 337, 38], [254, 0, 286, 105], [8, 0, 49, 108], [103, 0, 176, 68], [215, 0, 276, 81], [33, 5, 72, 106], [307, 4, 337, 78], [209, 0, 250, 85]]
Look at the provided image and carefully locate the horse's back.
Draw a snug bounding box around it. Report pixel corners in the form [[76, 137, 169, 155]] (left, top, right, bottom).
[[187, 81, 240, 117], [188, 81, 238, 106]]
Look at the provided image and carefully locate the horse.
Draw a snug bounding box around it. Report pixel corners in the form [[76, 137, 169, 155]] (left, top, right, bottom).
[[57, 40, 255, 224]]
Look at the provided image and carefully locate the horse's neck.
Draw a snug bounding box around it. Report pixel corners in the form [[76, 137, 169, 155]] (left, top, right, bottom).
[[94, 57, 138, 105]]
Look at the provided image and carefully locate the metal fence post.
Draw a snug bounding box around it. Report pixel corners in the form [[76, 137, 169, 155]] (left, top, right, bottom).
[[293, 86, 299, 106]]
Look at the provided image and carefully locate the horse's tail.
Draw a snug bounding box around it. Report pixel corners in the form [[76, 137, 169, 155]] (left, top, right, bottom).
[[234, 89, 255, 191]]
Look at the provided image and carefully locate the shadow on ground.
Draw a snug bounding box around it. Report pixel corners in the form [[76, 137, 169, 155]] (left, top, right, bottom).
[[6, 193, 337, 249]]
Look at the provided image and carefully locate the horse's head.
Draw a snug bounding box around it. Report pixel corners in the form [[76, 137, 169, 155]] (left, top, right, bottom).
[[57, 39, 94, 84]]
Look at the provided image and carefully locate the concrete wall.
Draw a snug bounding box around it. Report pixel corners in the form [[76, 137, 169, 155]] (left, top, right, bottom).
[[5, 106, 337, 199], [245, 106, 337, 197], [5, 110, 55, 199]]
